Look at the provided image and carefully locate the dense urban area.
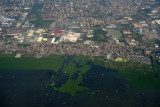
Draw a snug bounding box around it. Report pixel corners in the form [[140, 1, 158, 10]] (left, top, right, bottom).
[[2, 1, 160, 106], [0, 0, 160, 65]]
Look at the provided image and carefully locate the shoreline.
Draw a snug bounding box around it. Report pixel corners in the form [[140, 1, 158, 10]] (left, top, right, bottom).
[[0, 54, 160, 92]]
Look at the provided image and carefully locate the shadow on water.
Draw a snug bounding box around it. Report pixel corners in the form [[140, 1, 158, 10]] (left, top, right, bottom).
[[150, 56, 160, 79], [0, 70, 54, 107], [71, 64, 160, 107], [37, 63, 160, 107]]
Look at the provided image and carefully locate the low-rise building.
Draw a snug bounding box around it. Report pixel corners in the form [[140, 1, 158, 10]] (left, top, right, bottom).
[[133, 23, 142, 28], [51, 38, 56, 44], [155, 20, 160, 25], [15, 53, 22, 58], [37, 37, 43, 42], [123, 30, 132, 35]]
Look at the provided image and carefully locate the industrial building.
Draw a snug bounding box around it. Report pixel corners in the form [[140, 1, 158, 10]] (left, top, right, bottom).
[[27, 30, 34, 36], [155, 20, 160, 25], [37, 37, 43, 42], [60, 31, 81, 42]]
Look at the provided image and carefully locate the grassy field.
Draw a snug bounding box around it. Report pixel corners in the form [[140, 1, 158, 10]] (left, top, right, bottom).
[[91, 59, 160, 90], [0, 55, 64, 72], [0, 54, 15, 57], [28, 2, 53, 28], [30, 20, 53, 28], [118, 63, 160, 89], [93, 29, 107, 42]]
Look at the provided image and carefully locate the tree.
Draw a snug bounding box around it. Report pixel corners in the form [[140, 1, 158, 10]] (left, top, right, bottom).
[[93, 29, 107, 42]]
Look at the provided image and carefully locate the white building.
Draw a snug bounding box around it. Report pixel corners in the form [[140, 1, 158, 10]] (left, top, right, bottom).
[[37, 37, 43, 42], [60, 31, 81, 42], [27, 30, 34, 36], [155, 20, 160, 25], [51, 38, 56, 43], [43, 38, 48, 41], [84, 40, 91, 45]]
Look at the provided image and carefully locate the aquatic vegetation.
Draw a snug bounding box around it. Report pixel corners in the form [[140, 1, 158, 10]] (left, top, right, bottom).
[[54, 56, 91, 95]]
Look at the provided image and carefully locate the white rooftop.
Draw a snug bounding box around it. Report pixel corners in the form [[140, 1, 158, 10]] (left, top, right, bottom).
[[155, 20, 160, 24], [37, 37, 43, 42]]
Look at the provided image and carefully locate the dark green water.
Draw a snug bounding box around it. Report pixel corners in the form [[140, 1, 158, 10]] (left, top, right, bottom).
[[0, 65, 160, 107]]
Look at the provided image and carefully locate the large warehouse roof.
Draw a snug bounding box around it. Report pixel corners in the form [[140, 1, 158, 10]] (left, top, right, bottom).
[[155, 20, 160, 25]]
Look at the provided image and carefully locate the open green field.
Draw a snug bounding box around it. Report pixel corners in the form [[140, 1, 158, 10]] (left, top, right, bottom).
[[0, 55, 64, 72], [93, 29, 107, 42], [30, 20, 53, 28], [117, 63, 160, 89], [28, 2, 54, 28], [0, 54, 15, 57], [107, 29, 122, 39], [91, 59, 160, 89]]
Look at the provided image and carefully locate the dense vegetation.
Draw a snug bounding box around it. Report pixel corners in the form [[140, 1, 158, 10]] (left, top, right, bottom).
[[93, 29, 107, 42], [28, 3, 53, 28]]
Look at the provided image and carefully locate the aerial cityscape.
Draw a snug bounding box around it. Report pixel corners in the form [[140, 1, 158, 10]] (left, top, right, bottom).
[[0, 0, 160, 63], [0, 0, 160, 107]]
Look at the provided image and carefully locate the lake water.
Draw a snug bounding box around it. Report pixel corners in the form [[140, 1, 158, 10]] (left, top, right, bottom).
[[0, 64, 160, 107]]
